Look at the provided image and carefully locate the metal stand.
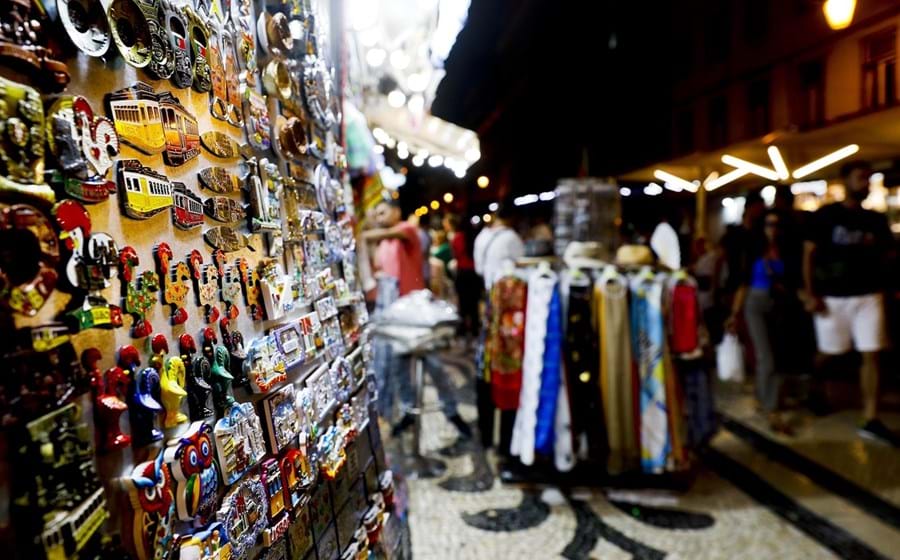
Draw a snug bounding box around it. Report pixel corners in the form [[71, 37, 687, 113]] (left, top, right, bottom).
[[403, 350, 446, 479]]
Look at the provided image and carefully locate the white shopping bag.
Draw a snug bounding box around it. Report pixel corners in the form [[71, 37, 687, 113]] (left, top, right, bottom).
[[716, 334, 745, 382]]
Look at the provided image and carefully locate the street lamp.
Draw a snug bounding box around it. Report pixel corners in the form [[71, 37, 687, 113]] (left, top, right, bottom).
[[823, 0, 856, 30]]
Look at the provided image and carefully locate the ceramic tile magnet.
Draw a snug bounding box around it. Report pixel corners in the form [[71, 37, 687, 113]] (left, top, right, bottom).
[[274, 323, 304, 370], [156, 242, 191, 325], [181, 334, 214, 421], [260, 261, 293, 321], [85, 348, 132, 453], [0, 77, 55, 203], [261, 384, 300, 453], [119, 246, 159, 338], [163, 420, 219, 523], [245, 334, 287, 394], [188, 249, 220, 323], [121, 344, 164, 446], [214, 402, 266, 485], [261, 458, 291, 547], [0, 205, 60, 316], [124, 451, 176, 560], [218, 475, 268, 559]]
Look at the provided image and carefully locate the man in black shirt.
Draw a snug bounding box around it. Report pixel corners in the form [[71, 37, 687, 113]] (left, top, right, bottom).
[[803, 160, 897, 445]]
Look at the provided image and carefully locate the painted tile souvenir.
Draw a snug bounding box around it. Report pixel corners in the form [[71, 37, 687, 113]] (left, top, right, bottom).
[[245, 334, 287, 394], [306, 363, 335, 424], [163, 1, 193, 88], [163, 420, 219, 523], [106, 83, 166, 154], [119, 246, 159, 338], [261, 458, 291, 546], [211, 344, 236, 414], [156, 243, 191, 325], [205, 225, 255, 253], [221, 26, 244, 127], [0, 78, 55, 203], [125, 451, 175, 560], [298, 311, 322, 359], [260, 261, 294, 320], [214, 402, 265, 485], [56, 0, 111, 57], [323, 317, 345, 360], [181, 334, 214, 420], [0, 205, 59, 316], [204, 195, 246, 223], [206, 19, 229, 123], [199, 166, 244, 193], [230, 0, 258, 82], [45, 96, 120, 203], [274, 323, 304, 369], [158, 92, 201, 166], [177, 521, 233, 560], [243, 88, 271, 150], [200, 130, 242, 159], [218, 475, 268, 559], [238, 257, 265, 320], [172, 182, 205, 230], [85, 348, 131, 452], [188, 250, 220, 322], [261, 384, 300, 453], [117, 159, 174, 219], [315, 296, 338, 321], [330, 356, 353, 404], [184, 6, 212, 92]]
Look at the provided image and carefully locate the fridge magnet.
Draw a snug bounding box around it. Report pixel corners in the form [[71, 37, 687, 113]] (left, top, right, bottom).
[[116, 159, 174, 219], [56, 0, 111, 57], [140, 0, 175, 79], [330, 356, 353, 404], [204, 225, 255, 253], [160, 355, 188, 428], [107, 0, 152, 68], [298, 311, 321, 360], [306, 363, 335, 424], [221, 26, 244, 127], [181, 333, 214, 420], [261, 458, 291, 547], [164, 1, 193, 88], [261, 384, 300, 453], [219, 317, 248, 383], [85, 348, 132, 452], [45, 95, 120, 203], [119, 344, 164, 446], [230, 0, 258, 83], [206, 19, 229, 123], [264, 60, 293, 102], [0, 77, 56, 203], [237, 257, 264, 320], [250, 158, 284, 234], [281, 446, 315, 512], [0, 204, 59, 316], [204, 195, 246, 223], [184, 5, 212, 92], [119, 246, 159, 338], [199, 166, 244, 193], [189, 249, 221, 322], [200, 130, 242, 159], [314, 295, 338, 321], [106, 83, 166, 154], [211, 344, 236, 414], [243, 88, 271, 150], [159, 92, 201, 166], [218, 475, 268, 559], [176, 521, 233, 559], [156, 242, 191, 325], [274, 323, 304, 369], [216, 253, 243, 319], [172, 182, 205, 230], [124, 451, 175, 560], [0, 1, 69, 90], [257, 11, 292, 57], [275, 115, 308, 161], [245, 334, 287, 394], [260, 261, 293, 320], [214, 401, 266, 485], [163, 420, 219, 523], [302, 56, 334, 128]]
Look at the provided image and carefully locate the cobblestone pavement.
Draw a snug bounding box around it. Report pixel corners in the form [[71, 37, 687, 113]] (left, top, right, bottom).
[[379, 347, 900, 560]]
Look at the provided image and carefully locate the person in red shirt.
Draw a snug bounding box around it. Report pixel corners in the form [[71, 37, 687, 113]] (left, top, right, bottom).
[[444, 213, 481, 343], [363, 198, 425, 296]]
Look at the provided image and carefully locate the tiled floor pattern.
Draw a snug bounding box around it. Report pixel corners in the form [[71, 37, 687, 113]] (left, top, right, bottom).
[[381, 348, 900, 559]]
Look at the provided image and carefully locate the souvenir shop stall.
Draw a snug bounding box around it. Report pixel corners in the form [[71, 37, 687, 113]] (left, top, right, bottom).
[[481, 192, 717, 484], [0, 0, 399, 559]]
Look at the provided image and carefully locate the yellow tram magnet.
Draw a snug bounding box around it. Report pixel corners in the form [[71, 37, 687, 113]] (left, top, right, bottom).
[[116, 159, 174, 219], [106, 82, 166, 154]]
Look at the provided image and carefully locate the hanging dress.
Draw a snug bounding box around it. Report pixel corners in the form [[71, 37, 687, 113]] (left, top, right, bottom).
[[488, 275, 528, 411]]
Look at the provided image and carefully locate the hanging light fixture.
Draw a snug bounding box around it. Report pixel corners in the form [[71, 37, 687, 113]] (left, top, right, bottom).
[[823, 0, 856, 31]]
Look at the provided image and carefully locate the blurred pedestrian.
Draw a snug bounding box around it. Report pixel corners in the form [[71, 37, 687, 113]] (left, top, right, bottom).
[[444, 213, 481, 343]]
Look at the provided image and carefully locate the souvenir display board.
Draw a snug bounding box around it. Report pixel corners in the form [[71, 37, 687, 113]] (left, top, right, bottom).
[[0, 0, 387, 558]]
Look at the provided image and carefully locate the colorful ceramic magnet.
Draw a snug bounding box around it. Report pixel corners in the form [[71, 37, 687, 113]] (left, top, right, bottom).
[[216, 252, 242, 318], [221, 26, 244, 127], [261, 458, 290, 546], [0, 77, 55, 203], [219, 317, 248, 380], [181, 334, 214, 420], [12, 404, 108, 559], [106, 83, 166, 154], [211, 344, 236, 414], [274, 323, 304, 369], [281, 446, 314, 512], [214, 402, 265, 485], [107, 0, 153, 68], [157, 334, 189, 428], [158, 91, 201, 166], [163, 420, 219, 523], [56, 0, 111, 57], [117, 159, 174, 219], [85, 348, 132, 452], [260, 261, 293, 320], [0, 2, 69, 90], [125, 451, 176, 560], [218, 475, 268, 559], [177, 522, 233, 559], [315, 296, 338, 321], [119, 246, 159, 338], [261, 384, 300, 453], [188, 250, 221, 323], [0, 205, 59, 316], [245, 334, 287, 394], [306, 363, 334, 424], [204, 196, 246, 223], [45, 96, 120, 203], [330, 356, 353, 404], [121, 344, 164, 446], [172, 182, 205, 229], [298, 311, 321, 360], [163, 1, 193, 88], [205, 225, 255, 253], [184, 5, 212, 92], [200, 130, 242, 159], [243, 88, 271, 151], [237, 257, 265, 320], [156, 242, 191, 325], [199, 166, 244, 193]]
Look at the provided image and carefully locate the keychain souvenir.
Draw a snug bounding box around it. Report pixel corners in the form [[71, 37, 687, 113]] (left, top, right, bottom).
[[119, 246, 159, 338], [200, 130, 243, 159], [163, 1, 193, 88], [214, 401, 265, 485], [230, 0, 258, 84], [243, 88, 271, 151], [163, 420, 219, 523], [204, 195, 246, 223], [184, 5, 212, 92], [218, 475, 268, 559], [274, 323, 304, 369], [181, 333, 214, 420], [200, 165, 244, 193], [237, 257, 265, 320], [125, 450, 175, 560], [0, 2, 69, 90], [11, 403, 108, 560], [117, 159, 174, 219], [330, 356, 353, 404], [221, 26, 244, 127], [189, 249, 221, 322], [0, 78, 55, 203], [156, 242, 191, 325], [172, 182, 205, 229], [0, 204, 59, 316], [107, 0, 152, 67], [46, 96, 120, 203], [211, 344, 236, 414], [177, 521, 233, 559], [85, 348, 132, 452], [261, 384, 300, 453], [244, 333, 288, 394], [106, 83, 166, 154], [261, 458, 291, 546], [204, 225, 256, 253], [53, 0, 111, 57], [158, 92, 201, 166]]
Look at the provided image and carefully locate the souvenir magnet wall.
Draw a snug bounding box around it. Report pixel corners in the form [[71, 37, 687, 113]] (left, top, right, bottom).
[[261, 383, 300, 453], [261, 458, 291, 546], [217, 475, 268, 559], [85, 348, 132, 452], [172, 182, 205, 229], [156, 242, 191, 325], [119, 246, 159, 338], [117, 159, 174, 219], [45, 96, 120, 203], [163, 420, 219, 523], [124, 451, 176, 560], [0, 204, 59, 316], [245, 334, 287, 393], [0, 77, 55, 203], [181, 333, 214, 420], [214, 401, 265, 485]]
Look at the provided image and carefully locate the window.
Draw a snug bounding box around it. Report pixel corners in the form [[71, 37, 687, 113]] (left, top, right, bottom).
[[862, 28, 897, 110], [747, 79, 771, 136], [799, 59, 825, 127], [707, 96, 728, 148]]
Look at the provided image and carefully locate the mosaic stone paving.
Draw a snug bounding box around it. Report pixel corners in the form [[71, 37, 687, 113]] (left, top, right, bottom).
[[380, 348, 899, 559]]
